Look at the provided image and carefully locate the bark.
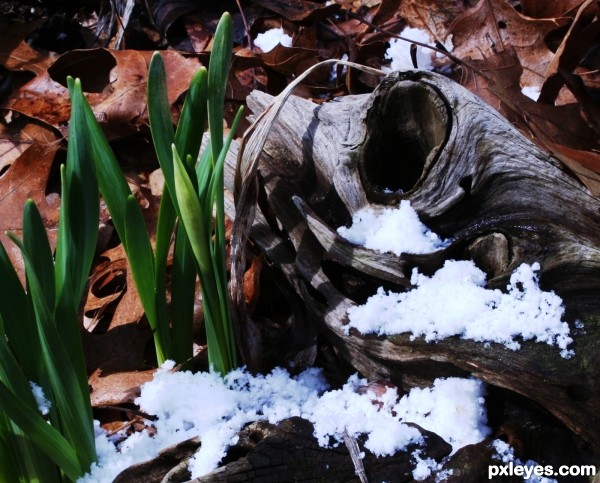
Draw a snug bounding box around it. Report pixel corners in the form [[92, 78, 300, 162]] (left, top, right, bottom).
[[223, 70, 600, 451], [196, 417, 450, 482]]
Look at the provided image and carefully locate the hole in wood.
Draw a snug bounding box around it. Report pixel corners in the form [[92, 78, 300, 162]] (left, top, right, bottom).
[[359, 80, 450, 203]]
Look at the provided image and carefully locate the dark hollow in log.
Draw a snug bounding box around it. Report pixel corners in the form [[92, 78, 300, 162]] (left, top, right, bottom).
[[225, 69, 600, 453], [359, 80, 450, 203]]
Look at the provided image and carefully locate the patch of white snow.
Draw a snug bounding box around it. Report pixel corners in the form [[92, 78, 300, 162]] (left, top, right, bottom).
[[254, 28, 292, 52]]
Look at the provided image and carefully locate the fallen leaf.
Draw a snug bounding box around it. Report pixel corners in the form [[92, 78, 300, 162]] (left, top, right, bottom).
[[84, 257, 128, 332], [0, 124, 60, 281], [449, 0, 566, 88], [539, 0, 600, 104], [244, 254, 263, 313], [0, 18, 57, 75], [4, 49, 200, 139], [458, 47, 524, 116], [398, 0, 469, 36], [83, 322, 153, 377], [260, 44, 320, 77], [519, 0, 584, 19], [543, 142, 600, 195], [149, 0, 200, 34], [251, 0, 340, 22], [92, 245, 146, 330], [89, 368, 156, 407], [0, 117, 56, 175]]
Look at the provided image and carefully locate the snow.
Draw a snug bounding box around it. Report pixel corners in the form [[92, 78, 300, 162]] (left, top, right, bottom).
[[397, 377, 490, 453], [29, 381, 51, 416], [340, 201, 573, 358], [493, 439, 558, 483], [253, 28, 293, 52], [337, 200, 449, 255], [346, 260, 573, 357], [412, 449, 453, 481], [80, 367, 490, 482], [522, 85, 541, 101], [384, 27, 453, 72]]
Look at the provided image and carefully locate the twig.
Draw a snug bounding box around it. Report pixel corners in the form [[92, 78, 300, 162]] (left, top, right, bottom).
[[235, 0, 253, 49], [343, 430, 369, 483]]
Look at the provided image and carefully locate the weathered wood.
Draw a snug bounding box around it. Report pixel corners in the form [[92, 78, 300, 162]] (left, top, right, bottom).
[[195, 417, 450, 482], [223, 70, 600, 450]]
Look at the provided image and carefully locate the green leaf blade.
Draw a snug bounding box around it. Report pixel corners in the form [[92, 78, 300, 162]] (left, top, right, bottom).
[[124, 195, 170, 363], [208, 12, 233, 161]]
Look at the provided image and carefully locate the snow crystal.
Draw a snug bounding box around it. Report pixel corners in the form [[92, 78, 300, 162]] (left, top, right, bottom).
[[29, 381, 51, 416], [253, 28, 292, 52], [522, 85, 541, 101], [412, 449, 450, 480], [493, 439, 558, 483], [397, 377, 490, 453], [80, 364, 489, 482], [384, 28, 453, 72], [309, 374, 423, 456], [337, 200, 449, 255], [346, 260, 573, 357]]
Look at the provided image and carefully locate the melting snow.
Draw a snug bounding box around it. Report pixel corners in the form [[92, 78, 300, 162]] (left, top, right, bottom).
[[80, 367, 490, 481], [253, 28, 292, 52]]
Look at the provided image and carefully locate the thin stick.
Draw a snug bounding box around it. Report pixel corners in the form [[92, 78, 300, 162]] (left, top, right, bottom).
[[235, 0, 253, 49]]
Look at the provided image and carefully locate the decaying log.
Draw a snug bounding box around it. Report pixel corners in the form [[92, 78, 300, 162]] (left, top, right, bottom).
[[222, 70, 600, 452], [195, 417, 450, 482]]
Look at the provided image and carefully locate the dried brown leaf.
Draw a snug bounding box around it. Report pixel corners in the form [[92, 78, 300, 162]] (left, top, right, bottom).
[[251, 0, 340, 22], [399, 0, 470, 34], [0, 18, 57, 75], [5, 49, 200, 139], [83, 322, 153, 378], [89, 368, 155, 407], [84, 258, 128, 332], [259, 45, 320, 77], [244, 254, 263, 313], [449, 0, 566, 88], [0, 125, 60, 281], [539, 0, 600, 104], [520, 0, 585, 19], [150, 0, 199, 34]]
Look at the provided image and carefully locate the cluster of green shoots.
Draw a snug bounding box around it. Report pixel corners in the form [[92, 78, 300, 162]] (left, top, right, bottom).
[[0, 12, 240, 481]]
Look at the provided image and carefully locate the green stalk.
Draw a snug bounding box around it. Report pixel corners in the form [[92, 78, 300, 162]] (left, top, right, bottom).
[[67, 76, 169, 364], [148, 54, 209, 365], [172, 145, 234, 373]]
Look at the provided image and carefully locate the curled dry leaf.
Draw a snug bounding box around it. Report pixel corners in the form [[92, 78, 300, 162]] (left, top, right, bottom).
[[398, 0, 469, 34], [449, 0, 566, 88], [0, 18, 57, 75], [244, 253, 263, 313], [460, 47, 600, 195], [251, 0, 341, 22], [260, 44, 320, 77], [539, 0, 600, 104], [89, 368, 156, 407], [90, 245, 146, 330], [519, 0, 585, 19], [0, 123, 60, 281], [4, 48, 200, 139], [84, 257, 128, 332], [149, 0, 200, 34]]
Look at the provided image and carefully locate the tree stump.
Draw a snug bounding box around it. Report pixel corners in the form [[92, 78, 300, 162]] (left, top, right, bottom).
[[225, 70, 600, 452]]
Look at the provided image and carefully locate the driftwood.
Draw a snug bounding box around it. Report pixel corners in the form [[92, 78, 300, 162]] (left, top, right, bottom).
[[196, 418, 449, 482], [220, 70, 600, 460]]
